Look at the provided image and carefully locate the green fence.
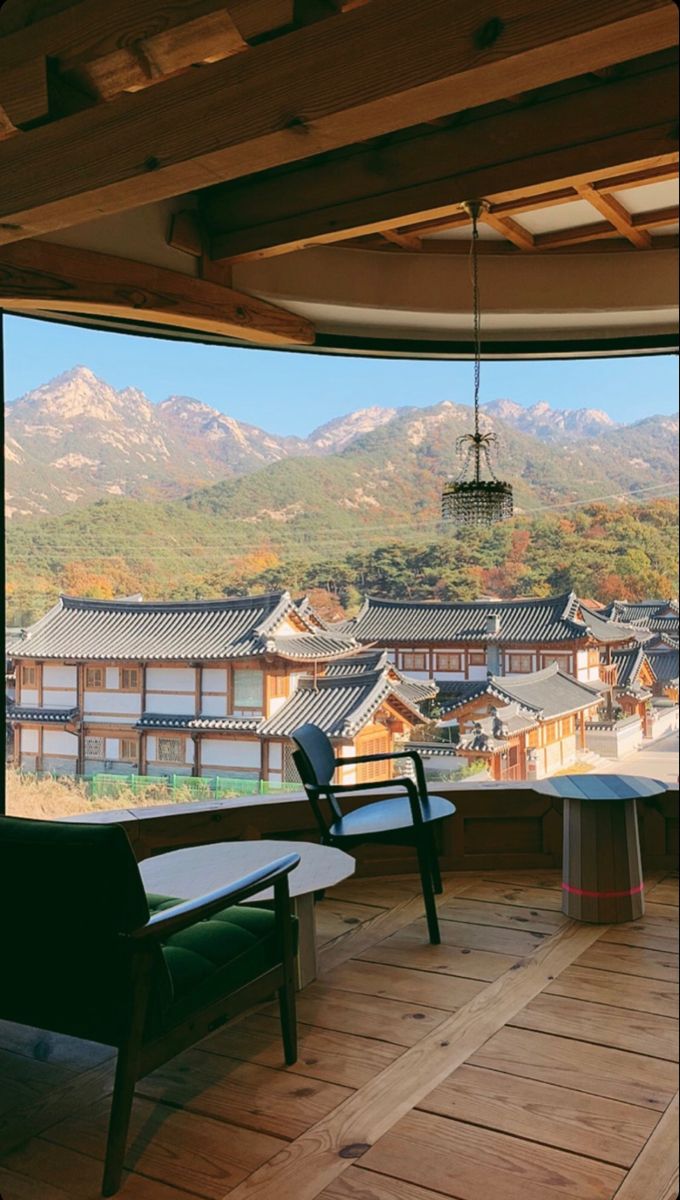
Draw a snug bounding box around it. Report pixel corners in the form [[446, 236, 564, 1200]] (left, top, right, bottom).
[[89, 773, 300, 801]]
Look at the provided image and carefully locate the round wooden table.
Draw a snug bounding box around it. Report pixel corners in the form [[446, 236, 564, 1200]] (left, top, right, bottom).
[[140, 839, 355, 988], [534, 774, 667, 923]]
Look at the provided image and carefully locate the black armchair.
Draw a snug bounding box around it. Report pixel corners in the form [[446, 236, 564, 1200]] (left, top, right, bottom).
[[291, 723, 456, 944], [0, 816, 299, 1196]]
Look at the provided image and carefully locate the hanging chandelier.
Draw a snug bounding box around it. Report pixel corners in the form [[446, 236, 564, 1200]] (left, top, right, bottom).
[[441, 201, 513, 526]]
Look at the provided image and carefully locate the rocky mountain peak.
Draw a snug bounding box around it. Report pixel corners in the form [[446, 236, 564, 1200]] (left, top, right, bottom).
[[309, 406, 398, 452]]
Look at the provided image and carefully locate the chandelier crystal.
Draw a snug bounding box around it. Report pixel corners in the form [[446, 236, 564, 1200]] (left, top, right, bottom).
[[442, 201, 514, 526]]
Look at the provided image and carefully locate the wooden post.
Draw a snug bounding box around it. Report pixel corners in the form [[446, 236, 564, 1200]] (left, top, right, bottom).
[[76, 663, 85, 775]]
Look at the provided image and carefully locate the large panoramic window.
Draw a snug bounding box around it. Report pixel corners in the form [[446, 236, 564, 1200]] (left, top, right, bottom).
[[3, 313, 678, 819]]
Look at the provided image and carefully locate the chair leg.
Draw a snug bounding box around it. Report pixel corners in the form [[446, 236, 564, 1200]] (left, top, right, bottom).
[[416, 833, 440, 945], [102, 1041, 140, 1196], [278, 974, 298, 1065], [427, 828, 443, 895]]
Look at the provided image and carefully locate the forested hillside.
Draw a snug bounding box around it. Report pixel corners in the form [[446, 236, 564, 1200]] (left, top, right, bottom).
[[7, 498, 678, 627]]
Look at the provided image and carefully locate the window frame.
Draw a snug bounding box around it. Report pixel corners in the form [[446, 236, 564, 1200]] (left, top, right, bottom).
[[157, 736, 184, 764], [436, 652, 462, 672], [232, 667, 264, 711], [84, 735, 105, 759], [120, 667, 140, 692], [543, 653, 572, 674], [401, 652, 428, 672], [85, 666, 105, 690], [120, 737, 138, 762], [21, 664, 37, 688], [467, 651, 486, 667], [507, 653, 533, 674]]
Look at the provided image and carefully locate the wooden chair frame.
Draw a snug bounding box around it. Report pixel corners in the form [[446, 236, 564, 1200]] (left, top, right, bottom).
[[292, 728, 454, 945]]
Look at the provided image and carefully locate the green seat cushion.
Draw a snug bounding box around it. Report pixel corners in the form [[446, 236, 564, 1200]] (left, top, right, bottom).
[[146, 894, 290, 1023]]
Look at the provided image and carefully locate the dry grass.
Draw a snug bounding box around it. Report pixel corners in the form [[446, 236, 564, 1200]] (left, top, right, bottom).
[[4, 770, 189, 819]]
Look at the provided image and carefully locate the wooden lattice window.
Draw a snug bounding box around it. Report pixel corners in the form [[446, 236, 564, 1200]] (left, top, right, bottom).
[[84, 736, 105, 759], [508, 654, 533, 674], [233, 668, 264, 709], [21, 664, 37, 687], [468, 651, 486, 666], [401, 652, 427, 671], [85, 666, 105, 689], [356, 731, 391, 782], [544, 653, 572, 674], [121, 667, 140, 691], [588, 648, 602, 668], [158, 737, 183, 763], [120, 737, 137, 761], [436, 653, 462, 671]]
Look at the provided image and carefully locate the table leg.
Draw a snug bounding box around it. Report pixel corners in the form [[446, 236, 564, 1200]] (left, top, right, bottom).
[[293, 894, 318, 990]]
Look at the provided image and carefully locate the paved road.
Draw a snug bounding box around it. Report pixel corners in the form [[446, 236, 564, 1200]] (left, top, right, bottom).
[[597, 729, 679, 785]]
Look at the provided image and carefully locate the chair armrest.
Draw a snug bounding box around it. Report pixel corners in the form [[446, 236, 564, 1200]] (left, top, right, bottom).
[[312, 776, 425, 824], [334, 748, 429, 798], [128, 852, 300, 942]]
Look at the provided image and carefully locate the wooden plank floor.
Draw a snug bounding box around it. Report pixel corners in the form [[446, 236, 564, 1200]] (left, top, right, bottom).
[[0, 869, 677, 1200]]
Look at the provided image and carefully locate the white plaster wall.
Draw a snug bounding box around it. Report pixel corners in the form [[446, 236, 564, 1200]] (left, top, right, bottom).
[[268, 742, 283, 768], [268, 695, 288, 717], [400, 669, 430, 680], [468, 666, 488, 681], [20, 689, 39, 706], [200, 738, 261, 768], [203, 668, 228, 690], [575, 650, 589, 681], [146, 736, 156, 759], [561, 733, 577, 765], [43, 665, 77, 688], [278, 617, 299, 635], [544, 742, 562, 774], [84, 692, 142, 716], [106, 667, 119, 689], [145, 692, 195, 715], [105, 738, 119, 759], [147, 667, 195, 692], [186, 739, 194, 765], [44, 690, 78, 707], [43, 730, 78, 755], [201, 694, 228, 716], [434, 670, 466, 681], [21, 728, 39, 753]]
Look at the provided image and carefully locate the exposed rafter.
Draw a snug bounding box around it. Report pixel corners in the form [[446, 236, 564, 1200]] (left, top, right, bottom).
[[0, 0, 677, 244], [204, 59, 678, 261], [0, 239, 315, 345], [576, 184, 653, 247]]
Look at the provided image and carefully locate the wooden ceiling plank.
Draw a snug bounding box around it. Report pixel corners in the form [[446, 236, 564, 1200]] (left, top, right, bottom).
[[577, 183, 653, 246], [0, 0, 677, 244], [381, 230, 424, 250], [203, 64, 678, 260], [590, 161, 679, 191], [631, 203, 679, 226], [533, 220, 617, 248], [0, 239, 315, 345], [480, 210, 536, 249]]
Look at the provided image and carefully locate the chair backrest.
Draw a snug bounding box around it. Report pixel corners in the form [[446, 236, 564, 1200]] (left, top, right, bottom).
[[291, 723, 336, 787], [290, 724, 342, 839], [0, 816, 154, 1044]]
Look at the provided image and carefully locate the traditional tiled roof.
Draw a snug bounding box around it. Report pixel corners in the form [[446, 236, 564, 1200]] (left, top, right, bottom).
[[459, 702, 538, 749], [137, 713, 260, 731], [324, 650, 438, 703], [604, 600, 678, 623], [268, 633, 360, 660], [575, 605, 643, 646], [646, 649, 680, 686], [294, 597, 329, 630], [345, 591, 637, 647], [4, 591, 348, 663], [260, 668, 423, 738], [8, 705, 79, 723], [439, 664, 601, 720], [611, 647, 649, 689]]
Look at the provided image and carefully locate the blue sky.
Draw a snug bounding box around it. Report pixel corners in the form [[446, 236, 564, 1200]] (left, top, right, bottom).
[[3, 314, 678, 436]]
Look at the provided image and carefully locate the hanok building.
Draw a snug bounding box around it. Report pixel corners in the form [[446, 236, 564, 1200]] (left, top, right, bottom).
[[7, 592, 426, 784], [438, 664, 602, 781], [343, 591, 640, 687]]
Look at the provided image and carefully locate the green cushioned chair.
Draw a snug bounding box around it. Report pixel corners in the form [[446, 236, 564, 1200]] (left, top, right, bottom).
[[0, 816, 299, 1196]]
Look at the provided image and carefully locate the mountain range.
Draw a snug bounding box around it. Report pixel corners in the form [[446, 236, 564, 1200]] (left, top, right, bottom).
[[4, 366, 678, 519]]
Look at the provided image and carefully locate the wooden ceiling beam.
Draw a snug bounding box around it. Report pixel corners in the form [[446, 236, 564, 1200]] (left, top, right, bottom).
[[381, 230, 423, 251], [480, 211, 536, 250], [533, 220, 617, 248], [576, 183, 652, 246], [204, 62, 678, 261], [631, 204, 679, 226], [0, 239, 315, 345], [0, 0, 677, 244], [0, 2, 294, 118]]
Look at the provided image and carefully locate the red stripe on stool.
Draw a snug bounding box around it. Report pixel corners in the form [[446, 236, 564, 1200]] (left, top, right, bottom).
[[562, 882, 645, 899]]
